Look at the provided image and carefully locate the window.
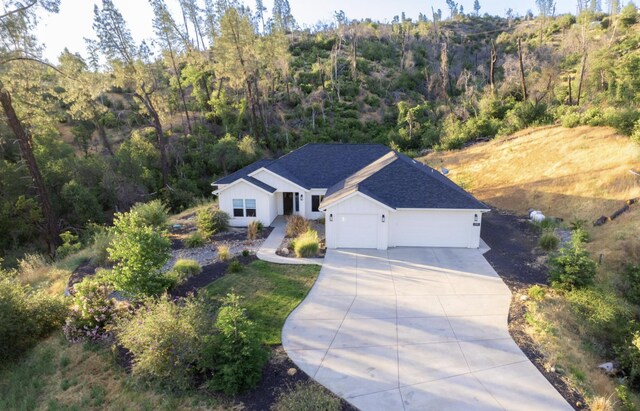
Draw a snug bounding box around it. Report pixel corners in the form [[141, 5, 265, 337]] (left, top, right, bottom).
[[245, 199, 256, 217], [312, 195, 324, 212], [233, 199, 244, 217]]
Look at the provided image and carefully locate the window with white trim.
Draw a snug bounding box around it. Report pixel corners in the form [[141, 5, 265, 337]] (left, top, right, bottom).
[[245, 199, 257, 217], [311, 195, 324, 212], [233, 199, 244, 217]]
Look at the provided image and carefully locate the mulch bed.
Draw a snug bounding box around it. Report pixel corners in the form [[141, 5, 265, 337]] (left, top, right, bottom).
[[481, 209, 587, 410], [235, 346, 358, 411], [169, 254, 258, 298]]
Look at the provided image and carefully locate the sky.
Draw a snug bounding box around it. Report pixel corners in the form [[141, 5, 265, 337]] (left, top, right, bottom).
[[34, 0, 576, 63]]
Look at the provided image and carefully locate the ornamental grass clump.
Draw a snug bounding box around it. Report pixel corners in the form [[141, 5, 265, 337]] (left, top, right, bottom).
[[293, 230, 320, 258]]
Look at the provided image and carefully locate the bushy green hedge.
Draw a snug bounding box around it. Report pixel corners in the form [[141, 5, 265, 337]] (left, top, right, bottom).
[[0, 275, 68, 361], [196, 208, 230, 238]]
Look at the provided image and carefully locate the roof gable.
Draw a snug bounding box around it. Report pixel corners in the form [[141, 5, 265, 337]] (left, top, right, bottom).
[[321, 152, 488, 211], [214, 159, 274, 185]]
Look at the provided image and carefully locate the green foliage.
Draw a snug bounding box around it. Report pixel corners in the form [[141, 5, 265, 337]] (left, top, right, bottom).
[[572, 227, 590, 243], [285, 215, 309, 238], [242, 249, 251, 257], [528, 285, 546, 301], [196, 208, 230, 238], [0, 275, 67, 361], [60, 180, 104, 227], [63, 276, 118, 343], [539, 232, 559, 251], [228, 259, 243, 273], [632, 119, 640, 144], [114, 295, 215, 390], [106, 210, 172, 297], [548, 237, 597, 290], [184, 231, 206, 248], [130, 200, 169, 229], [56, 231, 82, 259], [566, 287, 632, 346], [615, 384, 637, 411], [206, 294, 268, 395], [271, 381, 341, 411], [618, 331, 640, 388], [170, 259, 202, 284], [621, 265, 640, 304], [499, 102, 551, 136], [293, 230, 320, 258], [89, 227, 115, 266], [619, 2, 638, 27]]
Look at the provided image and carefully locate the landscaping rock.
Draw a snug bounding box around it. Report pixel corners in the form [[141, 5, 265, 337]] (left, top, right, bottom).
[[287, 368, 297, 376]]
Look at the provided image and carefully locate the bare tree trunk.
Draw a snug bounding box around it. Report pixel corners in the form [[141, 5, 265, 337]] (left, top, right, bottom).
[[489, 41, 497, 94], [96, 122, 114, 155], [0, 87, 60, 255], [568, 75, 573, 105], [576, 51, 587, 106], [517, 38, 528, 100], [135, 91, 169, 188], [167, 43, 192, 134]]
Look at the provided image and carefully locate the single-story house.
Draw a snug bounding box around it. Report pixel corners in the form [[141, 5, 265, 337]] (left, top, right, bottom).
[[212, 143, 489, 250]]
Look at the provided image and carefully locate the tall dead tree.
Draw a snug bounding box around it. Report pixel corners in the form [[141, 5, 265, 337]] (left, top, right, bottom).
[[576, 51, 588, 105], [517, 38, 528, 100], [489, 41, 497, 94]]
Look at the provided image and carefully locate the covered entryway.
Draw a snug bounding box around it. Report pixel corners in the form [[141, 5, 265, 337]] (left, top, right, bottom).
[[335, 214, 378, 248]]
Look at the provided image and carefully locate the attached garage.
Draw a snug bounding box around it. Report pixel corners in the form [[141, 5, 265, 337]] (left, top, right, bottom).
[[321, 151, 488, 250]]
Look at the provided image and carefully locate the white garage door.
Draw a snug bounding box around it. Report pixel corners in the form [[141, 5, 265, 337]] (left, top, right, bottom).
[[391, 211, 473, 248], [336, 214, 378, 248]]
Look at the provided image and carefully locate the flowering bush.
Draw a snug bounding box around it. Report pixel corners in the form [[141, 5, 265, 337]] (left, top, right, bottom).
[[63, 276, 121, 343]]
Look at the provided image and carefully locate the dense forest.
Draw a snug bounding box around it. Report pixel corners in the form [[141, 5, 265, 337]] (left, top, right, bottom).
[[1, 0, 640, 264]]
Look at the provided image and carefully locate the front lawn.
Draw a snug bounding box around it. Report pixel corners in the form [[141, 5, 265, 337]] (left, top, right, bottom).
[[204, 260, 320, 345]]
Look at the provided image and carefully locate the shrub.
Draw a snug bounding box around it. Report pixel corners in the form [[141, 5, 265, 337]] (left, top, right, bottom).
[[130, 200, 170, 229], [90, 228, 115, 266], [618, 331, 640, 388], [107, 210, 172, 297], [621, 265, 640, 304], [286, 215, 310, 238], [567, 287, 632, 345], [271, 381, 341, 411], [196, 208, 230, 238], [205, 294, 268, 394], [294, 230, 320, 258], [631, 119, 640, 145], [242, 249, 250, 257], [548, 237, 597, 290], [57, 231, 82, 259], [63, 276, 119, 343], [247, 220, 263, 240], [114, 294, 215, 390], [228, 259, 242, 273], [218, 245, 230, 262], [184, 231, 205, 248], [528, 285, 546, 301], [16, 253, 49, 285], [572, 227, 590, 243], [0, 275, 67, 361], [170, 259, 202, 284], [539, 232, 559, 251]]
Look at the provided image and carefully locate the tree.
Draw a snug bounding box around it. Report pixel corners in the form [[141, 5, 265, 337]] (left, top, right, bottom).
[[255, 0, 266, 33], [93, 0, 171, 188], [536, 0, 556, 45], [0, 0, 62, 255], [445, 0, 459, 19], [272, 0, 296, 32], [107, 209, 171, 297], [473, 0, 481, 16]]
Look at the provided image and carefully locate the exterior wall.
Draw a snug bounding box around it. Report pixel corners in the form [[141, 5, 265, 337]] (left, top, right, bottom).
[[306, 189, 327, 220], [218, 181, 276, 227], [388, 209, 483, 248], [325, 194, 389, 250]]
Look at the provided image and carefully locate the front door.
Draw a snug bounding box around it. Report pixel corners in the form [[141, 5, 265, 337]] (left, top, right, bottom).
[[283, 192, 294, 215]]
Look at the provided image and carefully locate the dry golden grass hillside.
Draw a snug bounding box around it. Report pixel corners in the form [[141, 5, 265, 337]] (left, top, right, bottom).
[[423, 125, 640, 222]]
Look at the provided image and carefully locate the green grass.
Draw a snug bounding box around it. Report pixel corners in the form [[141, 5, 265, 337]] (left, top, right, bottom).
[[204, 260, 320, 345]]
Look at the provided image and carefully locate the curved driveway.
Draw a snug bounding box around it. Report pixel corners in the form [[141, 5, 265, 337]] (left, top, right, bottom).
[[282, 248, 573, 411]]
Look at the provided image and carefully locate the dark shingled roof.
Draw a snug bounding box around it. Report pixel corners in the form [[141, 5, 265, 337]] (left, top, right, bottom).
[[264, 144, 392, 189], [214, 159, 274, 185], [241, 176, 276, 193], [321, 152, 488, 210]]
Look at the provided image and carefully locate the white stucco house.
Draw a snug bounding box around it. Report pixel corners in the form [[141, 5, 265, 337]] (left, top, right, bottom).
[[212, 143, 489, 250]]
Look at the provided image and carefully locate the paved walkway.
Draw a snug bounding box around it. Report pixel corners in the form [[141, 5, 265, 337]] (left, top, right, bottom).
[[256, 216, 323, 266], [283, 248, 573, 411]]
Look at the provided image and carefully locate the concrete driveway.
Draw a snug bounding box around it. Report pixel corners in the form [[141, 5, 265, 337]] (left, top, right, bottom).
[[282, 248, 573, 411]]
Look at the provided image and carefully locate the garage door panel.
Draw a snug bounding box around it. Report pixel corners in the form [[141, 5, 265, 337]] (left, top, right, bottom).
[[392, 212, 471, 248], [337, 214, 378, 248]]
